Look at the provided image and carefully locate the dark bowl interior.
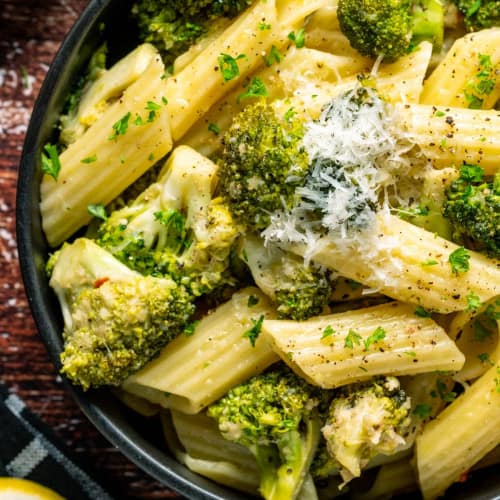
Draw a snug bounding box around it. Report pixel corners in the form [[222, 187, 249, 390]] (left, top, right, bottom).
[[15, 1, 500, 499]]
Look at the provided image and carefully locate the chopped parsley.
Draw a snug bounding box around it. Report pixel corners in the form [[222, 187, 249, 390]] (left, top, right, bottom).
[[364, 326, 386, 350], [431, 379, 457, 402], [87, 203, 107, 221], [247, 295, 259, 307], [262, 45, 282, 67], [243, 315, 265, 347], [495, 367, 500, 394], [238, 77, 268, 101], [477, 352, 494, 366], [413, 403, 432, 419], [448, 247, 470, 275], [434, 110, 446, 117], [414, 305, 431, 318], [218, 53, 246, 82], [321, 325, 336, 339], [81, 154, 97, 164], [145, 100, 162, 122], [109, 112, 131, 140], [344, 329, 362, 349], [208, 122, 220, 135], [258, 22, 271, 30], [421, 259, 439, 267], [41, 143, 62, 180], [465, 291, 481, 312], [288, 28, 305, 48]]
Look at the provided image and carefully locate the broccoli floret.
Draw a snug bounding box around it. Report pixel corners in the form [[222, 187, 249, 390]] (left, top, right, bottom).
[[208, 364, 327, 500], [453, 0, 500, 31], [322, 376, 412, 483], [219, 102, 310, 232], [443, 164, 500, 258], [95, 147, 241, 296], [337, 0, 445, 60], [49, 238, 195, 390], [241, 235, 331, 320], [131, 0, 253, 67]]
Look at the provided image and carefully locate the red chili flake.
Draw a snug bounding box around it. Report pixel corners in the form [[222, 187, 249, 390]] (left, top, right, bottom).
[[93, 277, 110, 288]]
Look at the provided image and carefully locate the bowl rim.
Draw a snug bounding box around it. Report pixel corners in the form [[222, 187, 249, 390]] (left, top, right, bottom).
[[15, 1, 246, 498], [15, 1, 500, 499]]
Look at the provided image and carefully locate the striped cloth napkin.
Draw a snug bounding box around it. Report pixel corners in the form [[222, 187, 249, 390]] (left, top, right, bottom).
[[0, 384, 115, 499]]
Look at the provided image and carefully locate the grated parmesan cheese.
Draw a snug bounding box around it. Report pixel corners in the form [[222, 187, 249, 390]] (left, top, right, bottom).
[[263, 87, 425, 263]]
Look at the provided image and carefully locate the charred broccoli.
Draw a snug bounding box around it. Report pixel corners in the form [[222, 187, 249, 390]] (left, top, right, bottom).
[[95, 146, 240, 296], [453, 0, 500, 31], [208, 364, 327, 500], [49, 238, 195, 390], [443, 164, 500, 258], [321, 376, 412, 483], [131, 0, 253, 66], [218, 102, 310, 232], [337, 0, 445, 60], [241, 235, 331, 320]]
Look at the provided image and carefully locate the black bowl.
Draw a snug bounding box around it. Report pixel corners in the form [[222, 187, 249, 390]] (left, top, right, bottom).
[[15, 1, 500, 499]]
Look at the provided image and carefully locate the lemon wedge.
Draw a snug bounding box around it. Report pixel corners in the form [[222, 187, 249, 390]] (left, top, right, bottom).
[[0, 478, 64, 500]]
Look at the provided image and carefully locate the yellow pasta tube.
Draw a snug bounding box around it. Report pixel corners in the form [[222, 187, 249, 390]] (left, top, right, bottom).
[[40, 54, 171, 247], [169, 410, 260, 494], [415, 362, 500, 500], [399, 103, 500, 175], [122, 288, 279, 414], [420, 28, 500, 108], [293, 213, 500, 313], [166, 0, 329, 141], [182, 46, 370, 156], [60, 43, 158, 145], [262, 302, 465, 388]]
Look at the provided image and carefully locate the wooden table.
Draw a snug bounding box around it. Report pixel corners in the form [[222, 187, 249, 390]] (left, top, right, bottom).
[[0, 2, 180, 498]]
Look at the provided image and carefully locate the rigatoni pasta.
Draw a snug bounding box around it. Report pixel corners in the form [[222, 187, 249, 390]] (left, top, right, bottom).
[[39, 2, 500, 499], [262, 301, 465, 388]]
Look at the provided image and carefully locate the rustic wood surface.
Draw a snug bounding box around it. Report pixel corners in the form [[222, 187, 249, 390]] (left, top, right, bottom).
[[0, 1, 181, 498]]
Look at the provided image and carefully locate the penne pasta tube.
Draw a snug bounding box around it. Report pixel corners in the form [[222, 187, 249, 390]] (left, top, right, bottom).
[[292, 213, 500, 313], [399, 103, 500, 175], [415, 362, 500, 500], [122, 288, 279, 414], [40, 53, 171, 247], [420, 28, 500, 108], [262, 301, 465, 388], [166, 0, 329, 141]]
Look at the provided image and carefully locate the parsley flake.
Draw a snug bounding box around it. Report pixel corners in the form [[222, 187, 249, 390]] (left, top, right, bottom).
[[465, 291, 481, 312], [87, 204, 107, 221], [449, 247, 470, 275], [263, 45, 282, 67], [247, 295, 259, 307], [344, 329, 362, 349], [321, 325, 336, 340], [364, 326, 386, 350], [81, 154, 97, 164], [288, 28, 305, 48], [413, 403, 432, 419], [41, 143, 62, 180], [414, 305, 431, 318], [208, 123, 220, 135], [238, 77, 268, 101], [218, 53, 246, 82], [109, 112, 131, 140], [243, 315, 264, 347]]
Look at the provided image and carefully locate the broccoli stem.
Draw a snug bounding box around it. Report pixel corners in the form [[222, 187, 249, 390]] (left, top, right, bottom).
[[256, 414, 321, 500], [411, 0, 444, 47]]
